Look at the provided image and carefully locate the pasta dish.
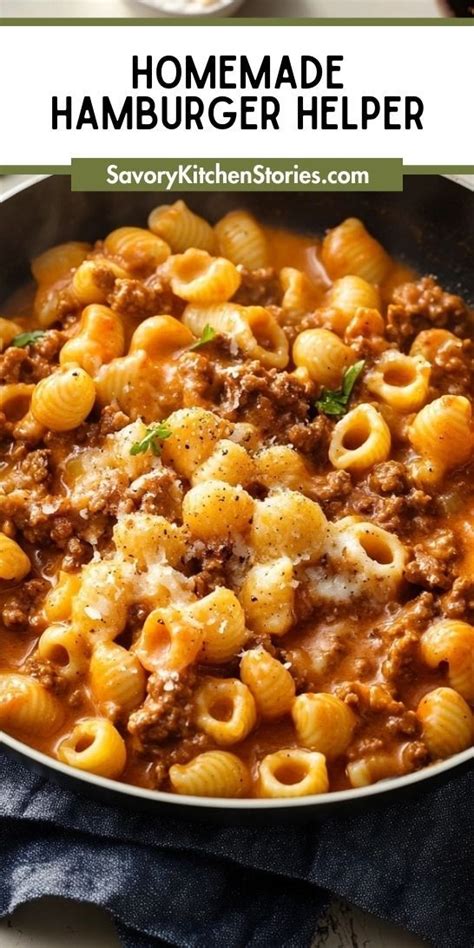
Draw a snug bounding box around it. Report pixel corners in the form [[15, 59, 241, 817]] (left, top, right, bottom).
[[0, 201, 473, 799]]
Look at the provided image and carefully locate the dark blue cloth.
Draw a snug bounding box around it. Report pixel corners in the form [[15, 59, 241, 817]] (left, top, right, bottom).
[[0, 750, 472, 948]]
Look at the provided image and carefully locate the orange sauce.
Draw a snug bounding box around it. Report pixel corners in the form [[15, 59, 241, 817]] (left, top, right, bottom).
[[1, 221, 472, 796]]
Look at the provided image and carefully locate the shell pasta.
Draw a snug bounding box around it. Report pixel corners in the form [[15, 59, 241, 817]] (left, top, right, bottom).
[[0, 202, 473, 799]]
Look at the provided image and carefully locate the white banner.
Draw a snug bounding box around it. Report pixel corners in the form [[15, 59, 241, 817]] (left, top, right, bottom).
[[0, 24, 472, 165]]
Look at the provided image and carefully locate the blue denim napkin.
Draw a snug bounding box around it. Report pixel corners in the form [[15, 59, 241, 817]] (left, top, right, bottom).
[[0, 750, 472, 948]]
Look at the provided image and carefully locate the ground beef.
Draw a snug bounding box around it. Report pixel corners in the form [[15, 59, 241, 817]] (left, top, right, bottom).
[[405, 528, 458, 590], [385, 710, 419, 737], [368, 460, 411, 495], [429, 336, 474, 397], [401, 740, 431, 770], [3, 489, 93, 553], [0, 346, 28, 383], [281, 312, 319, 348], [440, 576, 474, 622], [128, 668, 198, 751], [107, 276, 177, 320], [187, 540, 233, 598], [307, 470, 352, 506], [123, 603, 151, 645], [277, 646, 314, 693], [178, 351, 216, 409], [215, 361, 314, 440], [286, 415, 333, 462], [245, 633, 277, 656], [353, 492, 407, 533], [383, 630, 421, 683], [86, 481, 126, 517], [386, 276, 471, 348], [0, 332, 65, 385], [20, 449, 50, 485], [62, 536, 93, 570], [233, 266, 281, 307], [98, 405, 130, 437], [20, 657, 66, 694], [2, 490, 98, 564], [126, 466, 184, 521], [49, 516, 75, 547], [1, 578, 48, 630], [346, 737, 385, 759], [343, 333, 388, 361], [387, 592, 436, 636], [153, 732, 213, 789], [339, 483, 432, 535], [26, 330, 65, 375], [382, 592, 435, 682], [88, 262, 118, 296]]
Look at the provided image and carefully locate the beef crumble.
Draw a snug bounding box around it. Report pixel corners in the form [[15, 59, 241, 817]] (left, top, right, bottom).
[[128, 668, 198, 752], [386, 276, 470, 348]]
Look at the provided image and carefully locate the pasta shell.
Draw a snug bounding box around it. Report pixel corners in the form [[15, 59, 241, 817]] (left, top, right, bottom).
[[409, 395, 473, 470], [195, 677, 257, 745], [170, 249, 241, 304], [183, 302, 289, 369], [421, 620, 474, 702], [293, 328, 355, 388], [0, 533, 31, 581], [292, 692, 355, 757], [0, 317, 23, 351], [257, 749, 329, 798], [0, 383, 35, 422], [322, 218, 391, 284], [60, 305, 125, 375], [148, 200, 216, 254], [104, 226, 170, 272], [366, 350, 430, 413], [169, 750, 251, 797], [214, 210, 269, 269], [31, 366, 96, 431], [38, 623, 88, 681], [129, 314, 193, 359], [72, 258, 127, 305], [90, 641, 146, 715], [0, 673, 64, 737], [31, 241, 91, 285], [57, 718, 126, 779], [240, 647, 295, 720], [329, 403, 391, 473], [417, 687, 472, 758]]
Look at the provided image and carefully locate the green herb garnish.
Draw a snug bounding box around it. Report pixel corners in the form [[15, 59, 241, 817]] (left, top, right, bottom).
[[315, 360, 366, 417], [11, 330, 46, 348], [130, 422, 173, 456], [188, 324, 217, 351]]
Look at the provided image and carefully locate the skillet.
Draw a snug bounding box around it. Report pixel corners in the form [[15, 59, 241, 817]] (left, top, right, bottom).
[[0, 174, 473, 821]]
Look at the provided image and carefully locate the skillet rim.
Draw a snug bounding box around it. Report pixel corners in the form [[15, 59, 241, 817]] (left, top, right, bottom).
[[1, 732, 472, 811]]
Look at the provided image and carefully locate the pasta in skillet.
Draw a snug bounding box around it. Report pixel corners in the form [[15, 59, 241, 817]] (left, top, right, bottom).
[[0, 203, 473, 798]]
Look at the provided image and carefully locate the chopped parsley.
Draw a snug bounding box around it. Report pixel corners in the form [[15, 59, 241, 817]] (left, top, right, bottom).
[[11, 330, 46, 348], [188, 324, 217, 351], [130, 422, 173, 456], [315, 360, 366, 417]]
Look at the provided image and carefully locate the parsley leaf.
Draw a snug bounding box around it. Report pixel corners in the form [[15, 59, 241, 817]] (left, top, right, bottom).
[[130, 422, 173, 457], [11, 330, 46, 349], [315, 360, 366, 417], [188, 324, 217, 351]]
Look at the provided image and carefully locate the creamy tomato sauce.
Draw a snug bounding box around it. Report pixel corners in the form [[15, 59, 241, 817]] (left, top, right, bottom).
[[1, 211, 473, 797]]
